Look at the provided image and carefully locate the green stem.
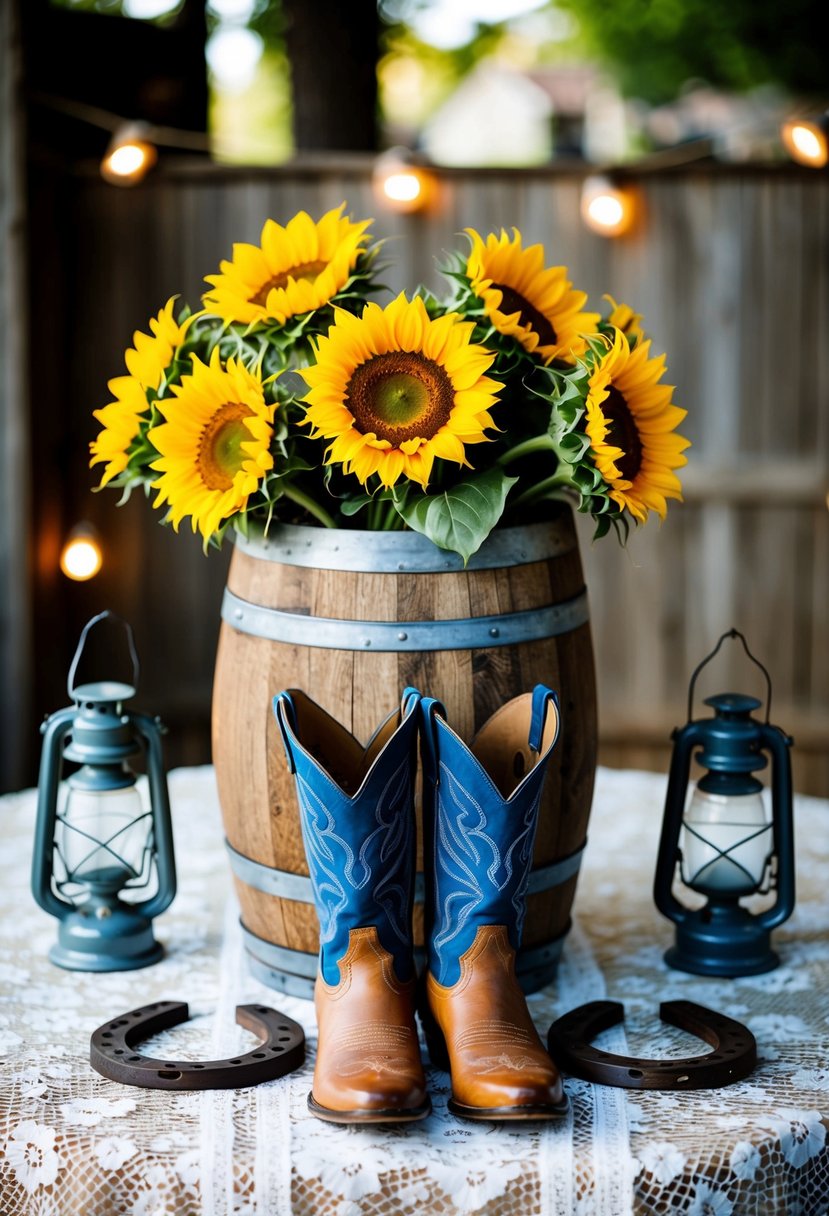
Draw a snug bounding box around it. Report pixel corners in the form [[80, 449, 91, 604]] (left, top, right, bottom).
[[511, 472, 574, 509], [281, 483, 338, 529], [382, 498, 402, 530], [496, 433, 557, 466]]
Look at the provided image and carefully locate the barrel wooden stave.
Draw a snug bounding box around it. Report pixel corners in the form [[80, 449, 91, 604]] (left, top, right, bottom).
[[212, 509, 597, 982]]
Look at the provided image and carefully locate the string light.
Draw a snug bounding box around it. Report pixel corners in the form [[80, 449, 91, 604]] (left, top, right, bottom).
[[100, 123, 158, 186], [372, 148, 437, 214], [60, 524, 103, 582], [781, 116, 829, 169], [580, 175, 637, 238]]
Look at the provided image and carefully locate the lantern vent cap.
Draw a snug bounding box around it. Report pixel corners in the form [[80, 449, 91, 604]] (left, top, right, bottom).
[[73, 681, 136, 705], [704, 693, 761, 717]]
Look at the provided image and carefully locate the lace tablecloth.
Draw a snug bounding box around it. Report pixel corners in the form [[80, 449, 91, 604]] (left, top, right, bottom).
[[1, 766, 827, 1215]]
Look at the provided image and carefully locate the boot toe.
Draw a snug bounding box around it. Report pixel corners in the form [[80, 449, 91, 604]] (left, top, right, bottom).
[[310, 1073, 430, 1122], [451, 1062, 567, 1118], [340, 1073, 429, 1112]]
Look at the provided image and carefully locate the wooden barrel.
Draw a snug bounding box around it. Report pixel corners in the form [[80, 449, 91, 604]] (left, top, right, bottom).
[[212, 504, 597, 997]]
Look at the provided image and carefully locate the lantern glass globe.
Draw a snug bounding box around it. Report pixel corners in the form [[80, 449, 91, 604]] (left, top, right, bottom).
[[57, 783, 148, 890], [682, 788, 771, 895]]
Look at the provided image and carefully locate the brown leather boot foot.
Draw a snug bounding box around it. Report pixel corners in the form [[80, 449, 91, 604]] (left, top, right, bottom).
[[422, 926, 568, 1122], [311, 928, 430, 1124]]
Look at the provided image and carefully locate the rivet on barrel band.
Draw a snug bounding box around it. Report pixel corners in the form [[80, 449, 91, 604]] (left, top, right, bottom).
[[226, 839, 585, 902], [221, 588, 590, 652]]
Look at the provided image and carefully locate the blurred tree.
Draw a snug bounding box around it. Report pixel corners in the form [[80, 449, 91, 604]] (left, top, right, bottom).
[[554, 0, 826, 103], [282, 0, 378, 150]]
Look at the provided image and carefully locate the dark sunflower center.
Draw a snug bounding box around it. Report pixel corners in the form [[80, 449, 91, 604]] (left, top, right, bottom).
[[346, 351, 454, 445], [602, 386, 642, 481], [197, 402, 254, 491], [249, 259, 328, 307], [492, 283, 557, 348]]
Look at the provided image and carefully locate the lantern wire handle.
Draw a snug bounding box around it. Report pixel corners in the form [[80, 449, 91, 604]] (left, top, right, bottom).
[[67, 610, 141, 699], [686, 628, 772, 725]]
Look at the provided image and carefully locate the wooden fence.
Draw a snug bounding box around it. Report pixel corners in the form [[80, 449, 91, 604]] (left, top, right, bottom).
[[17, 157, 829, 794]]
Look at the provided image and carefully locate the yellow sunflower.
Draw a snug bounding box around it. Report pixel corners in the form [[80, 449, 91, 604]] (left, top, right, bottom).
[[465, 228, 599, 364], [90, 298, 191, 486], [202, 205, 372, 327], [583, 328, 689, 523], [604, 295, 644, 345], [301, 293, 501, 489], [148, 350, 275, 540]]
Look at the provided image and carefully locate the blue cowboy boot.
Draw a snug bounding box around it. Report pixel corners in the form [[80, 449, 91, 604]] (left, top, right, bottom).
[[419, 685, 569, 1121], [273, 686, 429, 1124]]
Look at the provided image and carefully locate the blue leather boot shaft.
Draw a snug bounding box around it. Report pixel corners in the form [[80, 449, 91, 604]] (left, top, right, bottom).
[[420, 686, 560, 987], [274, 689, 420, 986]]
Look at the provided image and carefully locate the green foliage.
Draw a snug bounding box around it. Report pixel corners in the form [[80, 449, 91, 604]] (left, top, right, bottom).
[[554, 0, 826, 102], [392, 467, 518, 565]]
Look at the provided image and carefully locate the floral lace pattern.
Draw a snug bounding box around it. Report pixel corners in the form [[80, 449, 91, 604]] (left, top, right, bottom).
[[1, 766, 828, 1214]]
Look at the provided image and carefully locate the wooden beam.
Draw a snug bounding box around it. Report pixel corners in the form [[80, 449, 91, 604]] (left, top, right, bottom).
[[680, 460, 829, 505]]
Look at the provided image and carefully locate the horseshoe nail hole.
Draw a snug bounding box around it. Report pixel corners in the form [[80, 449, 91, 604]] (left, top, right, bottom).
[[277, 1036, 291, 1043], [193, 1064, 205, 1070], [278, 1025, 290, 1031], [271, 1046, 284, 1053], [157, 1070, 181, 1080], [128, 1056, 141, 1062], [101, 1032, 112, 1038], [252, 1053, 266, 1059], [229, 1059, 242, 1065], [628, 1069, 643, 1078], [113, 1020, 128, 1027], [725, 1048, 737, 1054], [113, 1050, 124, 1055], [132, 1011, 142, 1017], [257, 1007, 270, 1014]]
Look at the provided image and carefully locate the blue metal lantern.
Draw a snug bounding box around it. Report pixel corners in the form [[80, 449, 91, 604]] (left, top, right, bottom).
[[654, 630, 795, 976], [31, 611, 176, 971]]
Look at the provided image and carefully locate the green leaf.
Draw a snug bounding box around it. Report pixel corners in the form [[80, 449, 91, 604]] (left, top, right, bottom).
[[339, 493, 375, 517], [393, 467, 518, 565], [592, 514, 612, 541]]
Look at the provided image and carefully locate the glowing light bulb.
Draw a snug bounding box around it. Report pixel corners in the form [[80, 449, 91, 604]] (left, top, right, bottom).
[[383, 171, 423, 205], [107, 143, 149, 178], [580, 175, 636, 238], [101, 124, 157, 186], [60, 526, 103, 581], [372, 149, 436, 213], [781, 118, 829, 168]]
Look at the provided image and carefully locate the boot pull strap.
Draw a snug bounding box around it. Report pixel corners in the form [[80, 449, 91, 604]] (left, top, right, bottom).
[[529, 685, 560, 754], [401, 686, 422, 719], [419, 695, 446, 787], [272, 692, 298, 775]]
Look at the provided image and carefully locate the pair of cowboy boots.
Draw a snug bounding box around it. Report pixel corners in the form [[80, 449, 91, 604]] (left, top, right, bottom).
[[273, 684, 567, 1124]]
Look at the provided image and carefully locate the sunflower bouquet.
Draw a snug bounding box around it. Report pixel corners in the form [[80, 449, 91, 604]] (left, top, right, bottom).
[[90, 204, 689, 562]]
